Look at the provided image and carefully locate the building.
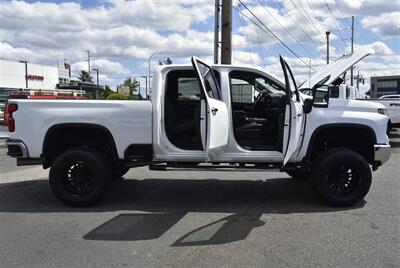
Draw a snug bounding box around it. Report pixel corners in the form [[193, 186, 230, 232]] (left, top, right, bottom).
[[0, 58, 71, 102], [0, 58, 103, 101], [370, 75, 400, 98]]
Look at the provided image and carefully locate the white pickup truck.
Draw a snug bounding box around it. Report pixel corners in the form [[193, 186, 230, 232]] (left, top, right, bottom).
[[5, 53, 391, 207]]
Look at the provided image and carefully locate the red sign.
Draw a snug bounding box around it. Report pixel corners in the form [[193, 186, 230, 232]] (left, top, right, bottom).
[[26, 75, 44, 81]]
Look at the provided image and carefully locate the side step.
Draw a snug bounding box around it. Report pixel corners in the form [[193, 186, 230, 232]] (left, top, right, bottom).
[[149, 162, 294, 172]]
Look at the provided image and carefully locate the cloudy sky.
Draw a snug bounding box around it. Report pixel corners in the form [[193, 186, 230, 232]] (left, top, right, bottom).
[[0, 0, 399, 93]]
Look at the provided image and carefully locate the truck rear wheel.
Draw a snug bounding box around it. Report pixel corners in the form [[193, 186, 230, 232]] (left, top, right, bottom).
[[49, 149, 111, 206], [312, 148, 371, 206]]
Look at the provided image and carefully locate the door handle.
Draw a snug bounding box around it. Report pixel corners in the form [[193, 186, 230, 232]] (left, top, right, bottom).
[[211, 107, 218, 115]]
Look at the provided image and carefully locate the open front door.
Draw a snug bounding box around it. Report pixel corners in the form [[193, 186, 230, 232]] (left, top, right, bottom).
[[280, 56, 305, 166], [192, 56, 229, 161]]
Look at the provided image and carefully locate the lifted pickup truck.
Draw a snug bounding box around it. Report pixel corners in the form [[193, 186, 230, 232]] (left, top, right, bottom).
[[5, 53, 391, 207]]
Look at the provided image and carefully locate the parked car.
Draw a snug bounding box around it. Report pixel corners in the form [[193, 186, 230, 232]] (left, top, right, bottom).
[[5, 51, 391, 207], [379, 95, 400, 99]]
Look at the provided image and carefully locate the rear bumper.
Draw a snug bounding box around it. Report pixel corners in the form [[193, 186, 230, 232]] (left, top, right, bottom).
[[374, 144, 391, 166], [6, 139, 29, 158]]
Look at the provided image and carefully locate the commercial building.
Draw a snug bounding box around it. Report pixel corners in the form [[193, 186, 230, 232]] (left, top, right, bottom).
[[0, 58, 103, 101], [370, 75, 400, 98], [0, 58, 71, 102]]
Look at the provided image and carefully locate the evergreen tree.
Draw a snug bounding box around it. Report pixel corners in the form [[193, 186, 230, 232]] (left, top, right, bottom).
[[77, 70, 93, 83]]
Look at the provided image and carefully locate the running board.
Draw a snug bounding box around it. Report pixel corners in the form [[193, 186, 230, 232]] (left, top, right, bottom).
[[149, 162, 294, 172]]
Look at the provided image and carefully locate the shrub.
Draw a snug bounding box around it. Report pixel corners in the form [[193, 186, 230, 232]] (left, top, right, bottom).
[[106, 93, 129, 100]]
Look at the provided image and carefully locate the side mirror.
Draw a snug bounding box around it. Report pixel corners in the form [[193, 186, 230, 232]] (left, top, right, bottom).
[[303, 98, 313, 114], [313, 85, 330, 108]]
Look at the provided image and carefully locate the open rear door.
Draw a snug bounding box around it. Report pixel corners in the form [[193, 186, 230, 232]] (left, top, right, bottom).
[[280, 56, 305, 166], [191, 56, 229, 161]]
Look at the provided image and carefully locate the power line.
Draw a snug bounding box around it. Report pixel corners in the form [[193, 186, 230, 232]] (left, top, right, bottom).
[[270, 0, 322, 48], [287, 0, 324, 39], [236, 1, 315, 70], [255, 0, 317, 58], [236, 7, 258, 66], [333, 1, 351, 27], [324, 0, 347, 47], [296, 0, 325, 33]]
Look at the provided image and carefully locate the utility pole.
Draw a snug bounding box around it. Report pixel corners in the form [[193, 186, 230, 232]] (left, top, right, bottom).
[[214, 0, 220, 64], [86, 50, 91, 78], [221, 0, 232, 64], [351, 16, 354, 86], [92, 68, 99, 99], [356, 70, 360, 90], [326, 31, 330, 64]]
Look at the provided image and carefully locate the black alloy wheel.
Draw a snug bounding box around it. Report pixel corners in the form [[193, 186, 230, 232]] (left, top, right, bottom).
[[312, 148, 371, 206], [49, 149, 111, 206]]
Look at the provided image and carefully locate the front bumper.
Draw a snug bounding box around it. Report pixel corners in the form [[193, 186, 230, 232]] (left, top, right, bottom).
[[6, 139, 29, 158], [374, 144, 391, 166]]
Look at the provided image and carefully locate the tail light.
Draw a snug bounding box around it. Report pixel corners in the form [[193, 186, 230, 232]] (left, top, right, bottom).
[[5, 103, 18, 132]]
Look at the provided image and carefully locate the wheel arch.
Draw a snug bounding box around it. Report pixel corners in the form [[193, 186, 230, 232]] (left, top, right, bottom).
[[42, 123, 119, 168], [305, 123, 377, 164]]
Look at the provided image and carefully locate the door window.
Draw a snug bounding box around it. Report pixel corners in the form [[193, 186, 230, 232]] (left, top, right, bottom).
[[195, 61, 221, 100], [229, 71, 288, 151]]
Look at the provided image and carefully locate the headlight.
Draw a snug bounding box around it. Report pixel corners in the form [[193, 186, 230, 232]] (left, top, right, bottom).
[[377, 108, 387, 115]]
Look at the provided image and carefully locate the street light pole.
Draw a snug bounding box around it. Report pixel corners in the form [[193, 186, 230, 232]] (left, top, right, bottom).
[[140, 75, 148, 99], [326, 31, 330, 64], [148, 51, 164, 99], [87, 50, 91, 78]]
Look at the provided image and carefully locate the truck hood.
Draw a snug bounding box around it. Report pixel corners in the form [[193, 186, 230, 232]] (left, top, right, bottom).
[[299, 49, 374, 90], [329, 98, 385, 113]]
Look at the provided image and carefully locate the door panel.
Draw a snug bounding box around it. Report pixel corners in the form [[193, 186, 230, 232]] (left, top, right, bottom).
[[280, 56, 305, 165], [192, 56, 229, 161]]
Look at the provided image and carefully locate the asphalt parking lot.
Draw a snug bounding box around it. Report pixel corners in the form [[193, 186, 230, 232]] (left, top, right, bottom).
[[0, 129, 399, 268]]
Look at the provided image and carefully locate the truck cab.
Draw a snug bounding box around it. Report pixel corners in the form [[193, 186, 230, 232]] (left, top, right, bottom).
[[5, 52, 391, 207]]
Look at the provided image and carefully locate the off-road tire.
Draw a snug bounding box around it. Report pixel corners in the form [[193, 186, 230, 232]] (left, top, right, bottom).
[[312, 148, 371, 206], [49, 149, 111, 206]]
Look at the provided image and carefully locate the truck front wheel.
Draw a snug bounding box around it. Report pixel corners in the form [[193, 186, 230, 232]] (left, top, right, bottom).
[[312, 148, 372, 206], [49, 149, 111, 206]]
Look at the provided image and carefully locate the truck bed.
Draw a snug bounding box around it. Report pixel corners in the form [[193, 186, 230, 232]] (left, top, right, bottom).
[[8, 99, 152, 159]]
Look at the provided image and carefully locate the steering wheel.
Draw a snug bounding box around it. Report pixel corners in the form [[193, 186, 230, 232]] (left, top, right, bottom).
[[251, 92, 271, 117]]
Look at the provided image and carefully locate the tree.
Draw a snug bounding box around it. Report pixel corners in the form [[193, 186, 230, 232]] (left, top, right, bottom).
[[103, 85, 114, 99], [121, 77, 139, 97], [106, 93, 129, 100], [78, 70, 93, 83], [158, 57, 173, 65]]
